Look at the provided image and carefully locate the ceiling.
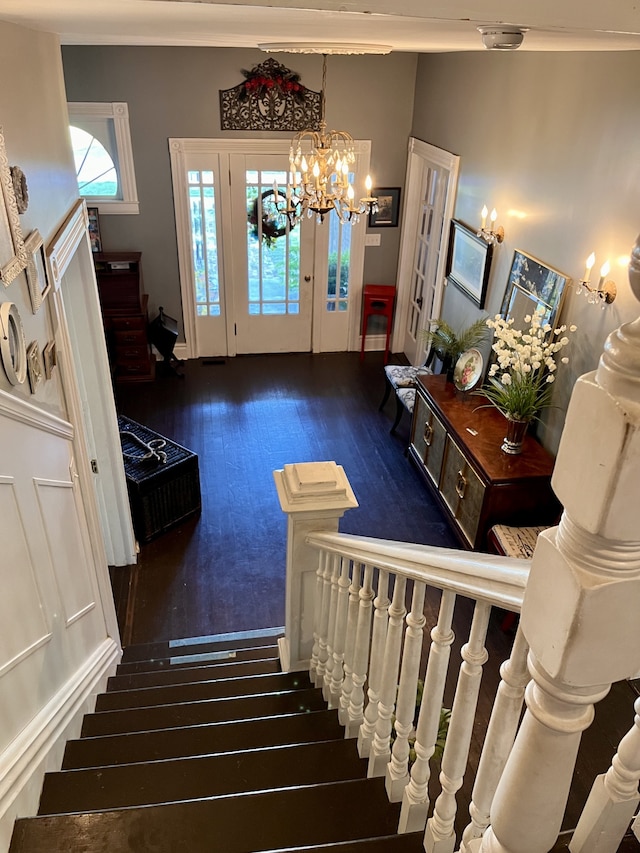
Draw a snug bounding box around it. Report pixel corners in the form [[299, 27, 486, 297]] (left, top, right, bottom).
[[0, 0, 639, 53]]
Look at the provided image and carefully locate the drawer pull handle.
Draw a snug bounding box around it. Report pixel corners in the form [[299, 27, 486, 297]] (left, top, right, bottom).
[[455, 471, 467, 500], [424, 423, 433, 446]]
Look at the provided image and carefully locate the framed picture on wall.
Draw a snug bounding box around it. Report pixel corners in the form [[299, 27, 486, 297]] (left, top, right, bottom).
[[24, 229, 51, 313], [87, 206, 102, 253], [445, 219, 493, 308], [0, 127, 27, 286], [368, 187, 401, 228]]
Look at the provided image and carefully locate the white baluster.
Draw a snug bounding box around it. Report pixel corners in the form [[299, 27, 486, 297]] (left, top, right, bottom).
[[358, 569, 390, 757], [399, 589, 456, 832], [459, 625, 530, 851], [569, 696, 640, 853], [309, 550, 325, 683], [322, 553, 342, 701], [344, 563, 373, 736], [386, 580, 427, 801], [425, 600, 491, 853], [368, 574, 407, 778], [336, 561, 361, 720], [315, 550, 333, 688], [336, 560, 360, 712]]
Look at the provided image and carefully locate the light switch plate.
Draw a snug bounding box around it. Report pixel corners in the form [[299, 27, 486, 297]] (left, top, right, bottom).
[[365, 233, 381, 246]]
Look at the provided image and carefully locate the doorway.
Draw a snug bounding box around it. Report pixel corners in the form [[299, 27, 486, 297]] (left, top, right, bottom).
[[169, 138, 371, 358]]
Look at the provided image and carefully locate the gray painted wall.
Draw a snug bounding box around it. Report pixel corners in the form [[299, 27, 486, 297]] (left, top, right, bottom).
[[62, 46, 418, 335], [411, 49, 640, 452]]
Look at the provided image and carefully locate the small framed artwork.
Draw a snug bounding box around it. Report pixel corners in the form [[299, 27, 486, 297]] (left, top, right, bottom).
[[0, 127, 28, 286], [368, 187, 401, 228], [446, 219, 493, 309], [87, 206, 102, 253], [26, 340, 44, 394], [24, 229, 51, 313], [43, 340, 57, 379]]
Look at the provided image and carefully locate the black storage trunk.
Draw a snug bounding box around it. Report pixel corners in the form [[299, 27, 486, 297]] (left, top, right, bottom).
[[118, 415, 201, 543]]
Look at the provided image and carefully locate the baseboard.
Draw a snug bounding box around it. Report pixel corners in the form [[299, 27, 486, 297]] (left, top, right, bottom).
[[173, 342, 188, 360], [0, 637, 120, 853]]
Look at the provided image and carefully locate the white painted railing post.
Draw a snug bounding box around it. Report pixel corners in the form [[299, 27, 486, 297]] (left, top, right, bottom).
[[479, 242, 640, 853], [273, 461, 358, 672], [343, 563, 374, 736], [399, 589, 456, 832], [358, 569, 390, 757], [368, 575, 407, 778], [338, 561, 362, 726], [569, 696, 640, 853]]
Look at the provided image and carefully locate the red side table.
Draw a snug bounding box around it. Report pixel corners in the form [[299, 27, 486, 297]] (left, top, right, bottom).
[[360, 284, 396, 363]]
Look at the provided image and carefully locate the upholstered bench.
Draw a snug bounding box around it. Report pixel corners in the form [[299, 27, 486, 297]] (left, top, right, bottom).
[[378, 363, 433, 434]]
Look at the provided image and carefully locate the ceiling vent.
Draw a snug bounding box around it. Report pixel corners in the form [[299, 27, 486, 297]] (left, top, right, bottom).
[[478, 26, 525, 50]]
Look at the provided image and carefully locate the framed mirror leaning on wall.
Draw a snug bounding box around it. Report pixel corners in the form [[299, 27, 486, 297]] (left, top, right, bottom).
[[500, 250, 571, 330]]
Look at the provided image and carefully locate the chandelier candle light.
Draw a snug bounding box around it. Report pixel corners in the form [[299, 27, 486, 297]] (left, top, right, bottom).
[[276, 54, 378, 226], [576, 252, 617, 306], [477, 204, 504, 244]]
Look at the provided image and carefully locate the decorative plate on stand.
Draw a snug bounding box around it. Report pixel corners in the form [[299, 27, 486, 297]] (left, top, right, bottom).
[[453, 348, 483, 392]]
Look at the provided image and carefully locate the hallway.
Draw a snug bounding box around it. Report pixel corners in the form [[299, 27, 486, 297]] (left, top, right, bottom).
[[112, 352, 457, 646]]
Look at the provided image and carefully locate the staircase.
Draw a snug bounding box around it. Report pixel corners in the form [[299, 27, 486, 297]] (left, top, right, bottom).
[[9, 633, 429, 853]]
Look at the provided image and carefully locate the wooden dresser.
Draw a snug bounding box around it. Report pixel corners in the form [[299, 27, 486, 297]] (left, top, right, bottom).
[[409, 374, 560, 550], [94, 252, 155, 383]]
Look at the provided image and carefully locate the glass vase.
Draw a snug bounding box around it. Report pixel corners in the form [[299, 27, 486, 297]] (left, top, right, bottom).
[[501, 416, 529, 455]]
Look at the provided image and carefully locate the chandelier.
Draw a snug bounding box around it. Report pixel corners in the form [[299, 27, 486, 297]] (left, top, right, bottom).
[[275, 54, 378, 227]]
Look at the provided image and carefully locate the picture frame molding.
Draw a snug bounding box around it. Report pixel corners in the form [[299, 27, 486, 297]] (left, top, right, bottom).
[[0, 127, 27, 286], [24, 228, 51, 313], [368, 187, 401, 228], [445, 219, 493, 309]]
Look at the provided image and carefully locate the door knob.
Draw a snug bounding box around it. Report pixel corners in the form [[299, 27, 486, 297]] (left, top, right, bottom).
[[304, 275, 311, 282]]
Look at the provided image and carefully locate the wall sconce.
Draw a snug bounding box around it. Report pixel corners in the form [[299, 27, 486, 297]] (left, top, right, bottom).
[[477, 205, 504, 245], [576, 253, 617, 307]]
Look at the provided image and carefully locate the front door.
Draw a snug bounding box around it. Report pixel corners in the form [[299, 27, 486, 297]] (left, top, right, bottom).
[[170, 139, 369, 359]]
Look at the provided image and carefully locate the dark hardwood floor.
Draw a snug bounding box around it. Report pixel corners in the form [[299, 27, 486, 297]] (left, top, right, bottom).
[[113, 352, 457, 646], [111, 351, 639, 842]]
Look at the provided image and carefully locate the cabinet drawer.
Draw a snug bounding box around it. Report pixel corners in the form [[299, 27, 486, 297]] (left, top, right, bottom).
[[111, 315, 147, 332], [115, 329, 148, 346], [440, 437, 486, 547], [115, 345, 150, 363], [411, 391, 447, 487]]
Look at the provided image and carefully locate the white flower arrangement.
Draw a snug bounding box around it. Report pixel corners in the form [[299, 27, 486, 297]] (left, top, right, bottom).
[[478, 306, 576, 422]]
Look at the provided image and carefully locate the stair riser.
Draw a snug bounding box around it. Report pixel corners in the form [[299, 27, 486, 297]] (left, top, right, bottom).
[[96, 671, 311, 711], [40, 740, 367, 815], [120, 635, 280, 664], [82, 688, 326, 737], [108, 657, 280, 691], [62, 709, 344, 770]]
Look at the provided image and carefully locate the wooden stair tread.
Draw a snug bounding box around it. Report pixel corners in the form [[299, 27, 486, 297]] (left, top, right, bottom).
[[109, 657, 280, 690], [12, 778, 402, 853], [115, 645, 280, 675], [63, 709, 344, 769], [121, 634, 281, 663], [82, 687, 326, 737], [252, 833, 427, 852], [41, 739, 367, 814]]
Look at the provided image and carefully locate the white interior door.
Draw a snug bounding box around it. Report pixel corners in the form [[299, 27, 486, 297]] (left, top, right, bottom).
[[394, 138, 460, 365], [170, 138, 370, 358]]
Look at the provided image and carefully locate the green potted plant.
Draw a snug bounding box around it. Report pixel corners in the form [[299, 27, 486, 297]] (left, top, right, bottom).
[[422, 316, 489, 380]]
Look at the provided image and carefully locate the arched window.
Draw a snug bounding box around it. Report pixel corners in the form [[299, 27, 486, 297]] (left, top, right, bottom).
[[70, 126, 118, 198]]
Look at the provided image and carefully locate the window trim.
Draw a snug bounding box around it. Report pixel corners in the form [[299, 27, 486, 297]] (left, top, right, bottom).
[[68, 102, 139, 214]]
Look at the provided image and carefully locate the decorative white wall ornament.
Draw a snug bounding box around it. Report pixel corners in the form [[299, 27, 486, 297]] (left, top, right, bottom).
[[0, 301, 27, 384], [10, 165, 29, 213], [0, 128, 27, 285], [24, 229, 51, 313]]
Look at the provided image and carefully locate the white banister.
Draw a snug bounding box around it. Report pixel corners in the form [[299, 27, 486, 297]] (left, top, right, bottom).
[[274, 461, 358, 672], [459, 625, 530, 851], [309, 549, 325, 684], [386, 580, 427, 801], [326, 556, 351, 708], [338, 561, 362, 727], [344, 563, 374, 737], [315, 550, 333, 687], [399, 588, 456, 832], [425, 601, 491, 853], [476, 240, 640, 853], [569, 696, 640, 853], [358, 568, 390, 757], [368, 574, 408, 778], [322, 553, 341, 702]]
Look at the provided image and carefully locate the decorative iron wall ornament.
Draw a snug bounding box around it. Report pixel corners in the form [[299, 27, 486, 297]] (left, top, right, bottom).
[[220, 58, 322, 132]]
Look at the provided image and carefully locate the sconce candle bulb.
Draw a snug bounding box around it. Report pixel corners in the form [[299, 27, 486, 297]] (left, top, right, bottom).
[[477, 205, 504, 245], [577, 253, 616, 306]]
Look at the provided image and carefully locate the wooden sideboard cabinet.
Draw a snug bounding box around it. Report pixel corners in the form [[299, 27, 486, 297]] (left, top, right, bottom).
[[409, 374, 560, 550], [94, 252, 155, 383]]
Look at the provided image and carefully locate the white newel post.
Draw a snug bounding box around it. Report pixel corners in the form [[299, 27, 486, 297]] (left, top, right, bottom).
[[273, 461, 358, 673], [479, 240, 640, 853]]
